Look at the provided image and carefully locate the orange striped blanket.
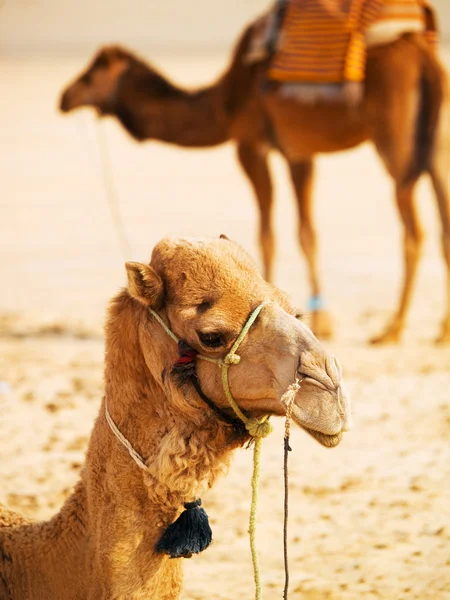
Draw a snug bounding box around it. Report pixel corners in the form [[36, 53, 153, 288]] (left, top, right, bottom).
[[265, 0, 437, 84]]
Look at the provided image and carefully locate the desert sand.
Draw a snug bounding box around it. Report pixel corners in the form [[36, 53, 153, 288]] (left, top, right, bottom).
[[1, 49, 449, 599]]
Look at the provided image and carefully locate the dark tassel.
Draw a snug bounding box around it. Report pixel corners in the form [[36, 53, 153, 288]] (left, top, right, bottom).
[[156, 499, 212, 559], [172, 340, 198, 384]]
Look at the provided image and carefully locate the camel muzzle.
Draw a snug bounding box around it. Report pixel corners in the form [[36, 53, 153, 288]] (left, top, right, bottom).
[[59, 88, 76, 113], [59, 85, 87, 113], [59, 89, 72, 113], [293, 351, 352, 448]]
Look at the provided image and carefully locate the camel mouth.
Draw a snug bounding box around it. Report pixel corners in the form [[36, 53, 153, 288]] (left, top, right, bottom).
[[290, 403, 344, 448], [300, 426, 343, 448], [289, 374, 348, 448]]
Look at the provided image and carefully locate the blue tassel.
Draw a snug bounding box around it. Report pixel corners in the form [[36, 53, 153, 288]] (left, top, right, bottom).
[[156, 498, 212, 559]]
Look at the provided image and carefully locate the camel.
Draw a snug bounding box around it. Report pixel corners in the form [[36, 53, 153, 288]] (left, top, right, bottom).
[[0, 236, 351, 600], [59, 14, 450, 345]]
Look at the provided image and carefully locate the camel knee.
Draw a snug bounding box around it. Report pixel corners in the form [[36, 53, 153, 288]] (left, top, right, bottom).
[[261, 219, 273, 238], [404, 229, 424, 262]]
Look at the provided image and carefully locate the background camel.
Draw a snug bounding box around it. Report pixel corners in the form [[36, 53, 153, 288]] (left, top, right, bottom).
[[59, 19, 450, 345], [0, 236, 351, 600]]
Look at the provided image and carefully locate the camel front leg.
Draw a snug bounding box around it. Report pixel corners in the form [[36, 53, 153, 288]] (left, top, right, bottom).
[[371, 180, 423, 344], [236, 142, 275, 281], [288, 159, 333, 339]]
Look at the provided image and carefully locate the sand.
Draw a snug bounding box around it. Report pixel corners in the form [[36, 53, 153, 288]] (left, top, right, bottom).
[[1, 48, 449, 599]]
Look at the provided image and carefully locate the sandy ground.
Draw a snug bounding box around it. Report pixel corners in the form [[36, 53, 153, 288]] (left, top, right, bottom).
[[1, 48, 450, 599]]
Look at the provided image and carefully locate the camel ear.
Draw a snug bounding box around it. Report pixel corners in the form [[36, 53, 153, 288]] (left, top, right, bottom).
[[125, 262, 164, 307]]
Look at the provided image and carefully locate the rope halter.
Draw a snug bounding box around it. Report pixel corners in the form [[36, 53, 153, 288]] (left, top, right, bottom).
[[148, 300, 273, 440]]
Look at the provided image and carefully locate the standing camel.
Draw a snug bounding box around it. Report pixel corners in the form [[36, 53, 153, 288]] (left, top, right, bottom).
[[59, 21, 450, 344], [0, 236, 351, 599]]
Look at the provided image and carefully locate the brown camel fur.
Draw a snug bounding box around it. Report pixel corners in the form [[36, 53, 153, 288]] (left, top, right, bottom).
[[0, 237, 351, 600], [59, 18, 450, 345]]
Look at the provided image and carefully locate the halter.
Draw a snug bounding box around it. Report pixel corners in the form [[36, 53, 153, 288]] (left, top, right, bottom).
[[149, 300, 273, 438]]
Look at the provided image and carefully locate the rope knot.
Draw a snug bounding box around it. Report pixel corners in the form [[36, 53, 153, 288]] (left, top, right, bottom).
[[246, 418, 273, 439], [280, 377, 302, 410], [224, 353, 241, 365]]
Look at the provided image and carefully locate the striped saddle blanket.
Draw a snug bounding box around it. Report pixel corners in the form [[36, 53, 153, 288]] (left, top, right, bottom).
[[251, 0, 438, 85]]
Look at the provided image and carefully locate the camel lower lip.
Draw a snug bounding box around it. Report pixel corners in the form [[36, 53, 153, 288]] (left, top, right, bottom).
[[301, 426, 342, 448]]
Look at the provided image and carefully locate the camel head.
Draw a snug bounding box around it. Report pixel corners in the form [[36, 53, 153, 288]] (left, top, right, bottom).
[[125, 236, 351, 448], [59, 45, 172, 118], [60, 46, 133, 115]]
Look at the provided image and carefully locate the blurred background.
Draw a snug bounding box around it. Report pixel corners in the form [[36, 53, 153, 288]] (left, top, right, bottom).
[[0, 0, 449, 51], [0, 2, 449, 599]]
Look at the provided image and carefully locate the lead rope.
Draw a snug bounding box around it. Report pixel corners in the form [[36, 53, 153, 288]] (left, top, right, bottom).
[[280, 377, 302, 600], [283, 428, 290, 599], [95, 121, 132, 261]]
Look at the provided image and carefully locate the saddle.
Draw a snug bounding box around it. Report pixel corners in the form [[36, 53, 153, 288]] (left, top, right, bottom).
[[246, 0, 438, 102]]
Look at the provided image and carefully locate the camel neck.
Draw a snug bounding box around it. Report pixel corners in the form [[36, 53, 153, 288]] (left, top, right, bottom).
[[115, 77, 231, 147]]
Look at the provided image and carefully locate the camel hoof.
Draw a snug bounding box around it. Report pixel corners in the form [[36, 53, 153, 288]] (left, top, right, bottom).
[[311, 310, 334, 340], [369, 327, 401, 345]]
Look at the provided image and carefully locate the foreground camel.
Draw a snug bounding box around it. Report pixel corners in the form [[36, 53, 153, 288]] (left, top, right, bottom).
[[59, 19, 450, 344], [0, 237, 351, 599]]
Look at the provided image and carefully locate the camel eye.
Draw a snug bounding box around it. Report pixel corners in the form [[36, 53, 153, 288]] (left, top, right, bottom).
[[198, 331, 224, 348]]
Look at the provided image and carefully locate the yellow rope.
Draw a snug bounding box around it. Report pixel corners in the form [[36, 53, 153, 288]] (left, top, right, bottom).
[[219, 301, 273, 436], [250, 437, 263, 600], [227, 301, 269, 358], [216, 302, 272, 599], [148, 309, 179, 343]]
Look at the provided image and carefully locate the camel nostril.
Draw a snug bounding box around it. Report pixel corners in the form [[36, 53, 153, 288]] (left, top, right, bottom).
[[297, 350, 343, 392], [326, 355, 342, 389]]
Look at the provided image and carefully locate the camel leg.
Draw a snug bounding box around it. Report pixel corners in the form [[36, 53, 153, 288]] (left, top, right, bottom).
[[371, 179, 423, 344], [367, 39, 426, 344], [430, 156, 450, 343], [236, 142, 275, 281], [289, 159, 333, 339]]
